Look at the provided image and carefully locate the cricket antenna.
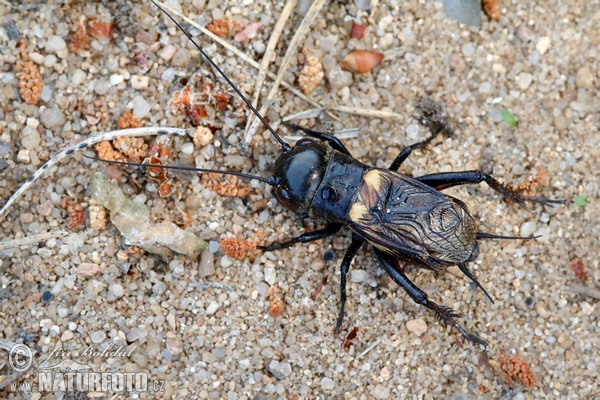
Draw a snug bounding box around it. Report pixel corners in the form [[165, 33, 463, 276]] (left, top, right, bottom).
[[85, 156, 277, 186], [150, 0, 291, 153]]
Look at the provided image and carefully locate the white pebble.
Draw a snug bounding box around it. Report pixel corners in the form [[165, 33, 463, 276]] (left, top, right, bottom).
[[90, 331, 106, 344], [40, 107, 66, 128], [132, 95, 151, 119], [479, 81, 491, 93], [206, 301, 219, 315], [208, 240, 220, 253], [127, 327, 147, 342], [158, 44, 177, 61], [180, 142, 194, 155], [131, 75, 149, 90], [520, 221, 536, 237], [109, 74, 124, 85], [21, 127, 41, 149], [321, 377, 335, 391], [44, 54, 57, 68], [461, 43, 475, 57], [536, 37, 551, 55], [94, 80, 109, 95], [264, 267, 276, 286], [161, 68, 175, 81], [72, 69, 87, 85], [109, 283, 124, 298], [516, 73, 533, 90], [514, 269, 526, 279], [45, 35, 67, 52], [406, 318, 427, 336], [40, 85, 53, 102]]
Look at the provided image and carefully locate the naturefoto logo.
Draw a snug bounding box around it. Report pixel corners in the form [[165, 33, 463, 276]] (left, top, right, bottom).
[[2, 343, 164, 394]]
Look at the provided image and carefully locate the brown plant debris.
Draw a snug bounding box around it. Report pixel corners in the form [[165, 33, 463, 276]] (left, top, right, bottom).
[[568, 259, 588, 280], [267, 286, 284, 317], [89, 20, 114, 40], [207, 19, 230, 37], [201, 172, 252, 197], [220, 233, 264, 262], [482, 0, 501, 20], [118, 111, 144, 129], [349, 22, 366, 39], [61, 198, 85, 230], [298, 47, 324, 95], [89, 202, 108, 231], [16, 41, 43, 105], [111, 136, 148, 163], [193, 126, 214, 147], [340, 50, 384, 74], [95, 141, 127, 163], [513, 166, 549, 197], [69, 16, 90, 54], [343, 327, 359, 350], [488, 353, 537, 388]]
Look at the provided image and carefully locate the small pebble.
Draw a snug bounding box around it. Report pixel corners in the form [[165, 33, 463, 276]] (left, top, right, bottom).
[[575, 66, 595, 89], [110, 74, 124, 85], [45, 35, 67, 52], [61, 330, 74, 341], [43, 54, 57, 68], [516, 73, 533, 90], [41, 291, 52, 302], [109, 283, 125, 298], [264, 267, 276, 286], [268, 360, 292, 380], [323, 249, 335, 260], [171, 48, 191, 67], [199, 248, 215, 277], [206, 301, 219, 315], [406, 318, 427, 336], [75, 262, 103, 277], [91, 331, 107, 344], [536, 36, 551, 54], [40, 107, 66, 129], [321, 377, 335, 391], [166, 338, 184, 355], [127, 327, 148, 342], [158, 44, 177, 61], [180, 142, 194, 155], [131, 75, 150, 90], [520, 221, 536, 237], [132, 95, 151, 118]]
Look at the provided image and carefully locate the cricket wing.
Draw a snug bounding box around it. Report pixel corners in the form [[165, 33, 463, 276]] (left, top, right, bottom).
[[347, 169, 478, 268]]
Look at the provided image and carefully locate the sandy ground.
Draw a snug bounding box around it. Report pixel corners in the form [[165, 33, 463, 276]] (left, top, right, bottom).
[[0, 0, 598, 398]]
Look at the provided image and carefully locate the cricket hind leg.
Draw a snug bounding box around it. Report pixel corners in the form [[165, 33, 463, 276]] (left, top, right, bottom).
[[374, 249, 487, 346], [415, 170, 563, 208]]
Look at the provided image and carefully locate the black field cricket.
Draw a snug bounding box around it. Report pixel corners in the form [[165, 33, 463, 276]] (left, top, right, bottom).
[[112, 1, 560, 346], [0, 1, 562, 349]]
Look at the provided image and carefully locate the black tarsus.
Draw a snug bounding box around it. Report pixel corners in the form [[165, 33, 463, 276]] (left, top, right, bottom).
[[150, 0, 291, 153], [374, 249, 487, 346]]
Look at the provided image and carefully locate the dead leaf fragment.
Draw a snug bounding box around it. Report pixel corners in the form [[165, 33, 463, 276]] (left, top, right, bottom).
[[298, 47, 324, 95], [482, 0, 501, 20], [16, 41, 43, 105], [340, 50, 384, 74]]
